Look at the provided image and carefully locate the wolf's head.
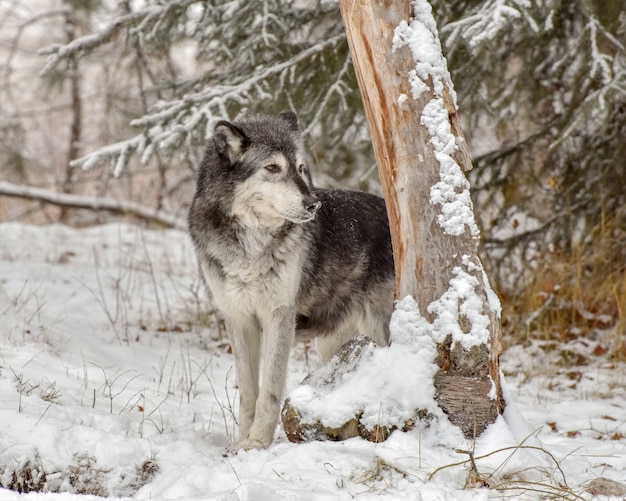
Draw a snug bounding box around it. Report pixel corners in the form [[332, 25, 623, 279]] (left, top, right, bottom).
[[212, 111, 321, 226]]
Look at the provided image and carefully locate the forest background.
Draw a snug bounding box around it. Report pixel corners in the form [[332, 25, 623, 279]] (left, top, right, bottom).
[[0, 0, 625, 358]]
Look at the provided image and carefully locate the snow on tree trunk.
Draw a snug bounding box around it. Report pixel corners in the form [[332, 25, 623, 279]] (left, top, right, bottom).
[[281, 0, 505, 441], [362, 0, 505, 437]]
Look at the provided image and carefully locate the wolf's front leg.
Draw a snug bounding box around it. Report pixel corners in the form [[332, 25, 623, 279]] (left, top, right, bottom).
[[238, 305, 296, 450], [224, 316, 261, 445]]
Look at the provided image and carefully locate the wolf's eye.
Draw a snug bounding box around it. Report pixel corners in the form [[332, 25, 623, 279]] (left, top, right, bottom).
[[297, 164, 306, 175], [265, 164, 280, 174]]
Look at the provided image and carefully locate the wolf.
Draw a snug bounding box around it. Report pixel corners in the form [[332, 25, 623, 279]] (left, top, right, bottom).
[[188, 111, 395, 451]]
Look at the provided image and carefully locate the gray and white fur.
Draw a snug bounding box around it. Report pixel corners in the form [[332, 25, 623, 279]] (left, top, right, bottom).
[[188, 112, 394, 451]]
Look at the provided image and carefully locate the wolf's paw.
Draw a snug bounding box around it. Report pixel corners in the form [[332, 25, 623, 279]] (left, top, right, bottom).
[[224, 437, 271, 455]]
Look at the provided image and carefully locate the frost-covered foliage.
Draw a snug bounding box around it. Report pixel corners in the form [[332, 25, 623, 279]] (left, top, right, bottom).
[[434, 0, 626, 284], [38, 0, 371, 188], [430, 0, 626, 347]]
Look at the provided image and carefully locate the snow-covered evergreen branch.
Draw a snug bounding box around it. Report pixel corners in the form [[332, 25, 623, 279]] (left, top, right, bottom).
[[39, 0, 198, 75], [440, 0, 542, 50], [71, 34, 346, 176]]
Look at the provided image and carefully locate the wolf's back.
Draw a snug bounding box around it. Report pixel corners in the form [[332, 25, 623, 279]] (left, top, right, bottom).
[[296, 188, 395, 336]]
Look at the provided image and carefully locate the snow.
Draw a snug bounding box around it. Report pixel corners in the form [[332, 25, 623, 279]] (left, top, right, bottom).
[[421, 99, 480, 238], [425, 266, 491, 348], [392, 2, 454, 102], [1, 222, 625, 500], [394, 1, 479, 239], [288, 300, 442, 430], [286, 288, 490, 436]]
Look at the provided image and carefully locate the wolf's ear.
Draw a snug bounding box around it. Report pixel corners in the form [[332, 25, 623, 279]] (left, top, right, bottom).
[[278, 111, 299, 132], [214, 121, 248, 162]]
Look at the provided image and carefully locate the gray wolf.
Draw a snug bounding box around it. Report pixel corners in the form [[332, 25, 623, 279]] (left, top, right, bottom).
[[188, 111, 394, 451]]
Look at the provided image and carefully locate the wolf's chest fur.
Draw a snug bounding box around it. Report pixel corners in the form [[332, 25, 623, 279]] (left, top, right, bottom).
[[203, 219, 307, 313]]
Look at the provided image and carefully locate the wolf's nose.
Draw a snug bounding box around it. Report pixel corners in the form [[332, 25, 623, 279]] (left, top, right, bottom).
[[307, 200, 322, 214]]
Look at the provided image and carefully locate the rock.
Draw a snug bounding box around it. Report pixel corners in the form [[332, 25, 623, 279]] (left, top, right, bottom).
[[281, 336, 374, 443], [281, 336, 432, 443], [585, 477, 626, 497]]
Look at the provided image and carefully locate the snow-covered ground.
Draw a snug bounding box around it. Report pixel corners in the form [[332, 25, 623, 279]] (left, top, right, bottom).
[[0, 223, 624, 500]]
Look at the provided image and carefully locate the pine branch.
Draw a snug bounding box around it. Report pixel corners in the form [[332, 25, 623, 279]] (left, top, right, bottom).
[[130, 33, 346, 129], [0, 181, 185, 230], [69, 34, 346, 175], [440, 0, 538, 49], [38, 0, 198, 75]]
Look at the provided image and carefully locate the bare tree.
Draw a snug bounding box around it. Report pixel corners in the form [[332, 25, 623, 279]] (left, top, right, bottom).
[[282, 0, 504, 441], [58, 0, 83, 222]]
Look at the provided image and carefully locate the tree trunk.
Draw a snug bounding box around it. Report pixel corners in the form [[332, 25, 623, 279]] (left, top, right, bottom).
[[60, 1, 82, 223], [281, 0, 505, 442], [338, 0, 504, 437]]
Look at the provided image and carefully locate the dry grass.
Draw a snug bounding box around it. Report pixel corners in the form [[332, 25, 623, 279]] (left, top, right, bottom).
[[0, 452, 159, 496], [501, 214, 626, 361]]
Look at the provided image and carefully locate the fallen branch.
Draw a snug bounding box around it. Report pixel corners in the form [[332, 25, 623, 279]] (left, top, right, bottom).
[[0, 181, 185, 230]]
